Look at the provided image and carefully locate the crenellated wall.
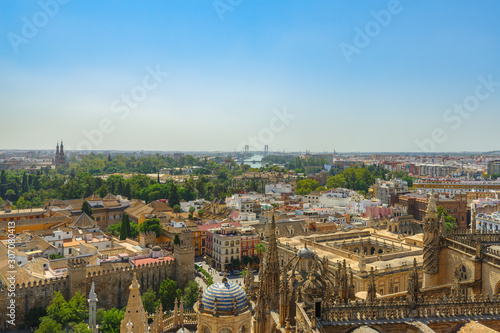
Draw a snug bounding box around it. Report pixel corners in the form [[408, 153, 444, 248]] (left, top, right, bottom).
[[0, 247, 194, 329]]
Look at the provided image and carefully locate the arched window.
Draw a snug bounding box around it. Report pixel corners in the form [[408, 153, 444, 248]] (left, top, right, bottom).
[[220, 328, 232, 333], [371, 247, 375, 255], [203, 327, 211, 333], [458, 265, 467, 281]]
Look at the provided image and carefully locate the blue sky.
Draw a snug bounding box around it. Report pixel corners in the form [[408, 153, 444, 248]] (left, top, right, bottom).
[[1, 0, 499, 152]]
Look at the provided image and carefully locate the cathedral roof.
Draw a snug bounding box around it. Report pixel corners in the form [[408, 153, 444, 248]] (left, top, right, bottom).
[[201, 279, 248, 312]]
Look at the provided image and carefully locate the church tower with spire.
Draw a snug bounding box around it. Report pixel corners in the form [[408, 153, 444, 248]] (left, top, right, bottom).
[[261, 211, 281, 309], [120, 273, 147, 333], [54, 140, 67, 167]]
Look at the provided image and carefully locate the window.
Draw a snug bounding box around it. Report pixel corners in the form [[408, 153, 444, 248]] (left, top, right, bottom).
[[459, 265, 467, 281]]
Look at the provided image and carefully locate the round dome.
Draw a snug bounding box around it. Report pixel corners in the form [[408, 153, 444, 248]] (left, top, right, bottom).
[[176, 327, 190, 333], [152, 245, 161, 251], [297, 246, 314, 259], [201, 280, 248, 312]]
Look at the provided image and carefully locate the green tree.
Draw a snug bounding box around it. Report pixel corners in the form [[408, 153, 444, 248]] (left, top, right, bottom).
[[183, 280, 200, 309], [5, 189, 16, 201], [45, 291, 70, 326], [168, 184, 181, 207], [129, 222, 140, 239], [437, 205, 458, 231], [295, 179, 320, 195], [173, 204, 181, 215], [255, 243, 266, 261], [16, 196, 26, 209], [68, 292, 88, 323], [189, 206, 196, 214], [24, 307, 46, 327], [69, 322, 93, 333], [174, 233, 181, 246], [197, 209, 205, 218], [123, 182, 132, 199], [22, 172, 29, 193], [35, 317, 63, 333], [159, 278, 182, 310], [142, 287, 160, 314], [50, 253, 64, 260], [81, 200, 93, 217], [45, 291, 87, 328], [231, 258, 241, 270], [326, 174, 347, 189], [96, 308, 106, 326], [106, 223, 121, 237], [120, 213, 130, 240], [139, 218, 162, 238], [101, 308, 124, 333]]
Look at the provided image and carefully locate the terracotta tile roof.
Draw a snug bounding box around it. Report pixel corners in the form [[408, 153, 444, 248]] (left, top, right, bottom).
[[86, 194, 102, 201], [197, 221, 242, 232], [149, 200, 173, 212], [102, 200, 120, 208], [131, 256, 173, 266], [70, 213, 97, 229], [103, 193, 119, 201]]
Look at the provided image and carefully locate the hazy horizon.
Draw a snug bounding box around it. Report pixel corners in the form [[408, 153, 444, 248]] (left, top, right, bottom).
[[1, 1, 499, 153]]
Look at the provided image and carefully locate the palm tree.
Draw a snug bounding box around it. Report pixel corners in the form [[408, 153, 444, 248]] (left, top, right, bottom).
[[173, 204, 181, 217], [255, 243, 266, 262]]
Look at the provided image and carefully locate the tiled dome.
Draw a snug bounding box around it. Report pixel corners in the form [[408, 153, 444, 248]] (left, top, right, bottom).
[[201, 279, 248, 312]]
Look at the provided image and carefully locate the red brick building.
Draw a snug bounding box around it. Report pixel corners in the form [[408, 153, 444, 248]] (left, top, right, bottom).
[[397, 193, 468, 229]]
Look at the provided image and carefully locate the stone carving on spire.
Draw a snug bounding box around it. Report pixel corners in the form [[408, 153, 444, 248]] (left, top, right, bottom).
[[261, 211, 281, 310], [423, 191, 440, 276], [366, 267, 377, 305], [407, 258, 419, 308], [426, 190, 438, 213]]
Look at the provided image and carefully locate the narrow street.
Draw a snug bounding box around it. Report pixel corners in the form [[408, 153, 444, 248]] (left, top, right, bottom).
[[194, 259, 245, 292]]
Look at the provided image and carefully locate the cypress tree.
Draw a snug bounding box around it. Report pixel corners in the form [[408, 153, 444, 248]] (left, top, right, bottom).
[[120, 217, 127, 240], [120, 213, 130, 240], [168, 184, 180, 208], [21, 172, 29, 194], [125, 214, 131, 238], [81, 200, 93, 217], [124, 182, 132, 199]]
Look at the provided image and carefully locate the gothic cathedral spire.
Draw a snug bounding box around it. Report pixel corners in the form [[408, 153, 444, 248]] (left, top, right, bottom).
[[423, 191, 441, 287], [261, 211, 281, 310]]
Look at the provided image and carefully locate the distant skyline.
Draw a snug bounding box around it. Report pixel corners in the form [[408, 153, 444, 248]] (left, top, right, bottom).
[[1, 1, 499, 153]]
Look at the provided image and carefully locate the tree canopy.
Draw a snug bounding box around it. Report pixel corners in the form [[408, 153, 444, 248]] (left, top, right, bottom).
[[139, 218, 162, 238]]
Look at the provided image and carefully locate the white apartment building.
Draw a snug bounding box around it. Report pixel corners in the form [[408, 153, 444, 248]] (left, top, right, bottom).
[[476, 212, 500, 232], [207, 223, 241, 271], [265, 183, 292, 194]]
